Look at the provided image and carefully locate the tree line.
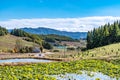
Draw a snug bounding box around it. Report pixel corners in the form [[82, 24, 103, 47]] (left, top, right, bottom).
[[10, 29, 53, 50], [0, 26, 8, 36], [39, 34, 75, 43], [0, 26, 75, 52], [87, 21, 120, 49]]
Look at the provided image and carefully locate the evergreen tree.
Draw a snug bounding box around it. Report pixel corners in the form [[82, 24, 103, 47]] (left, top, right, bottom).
[[0, 26, 8, 36], [87, 31, 93, 49], [87, 21, 120, 49], [10, 29, 29, 37]]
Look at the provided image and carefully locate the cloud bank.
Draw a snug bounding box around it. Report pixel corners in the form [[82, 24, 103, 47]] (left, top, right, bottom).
[[0, 16, 120, 32]]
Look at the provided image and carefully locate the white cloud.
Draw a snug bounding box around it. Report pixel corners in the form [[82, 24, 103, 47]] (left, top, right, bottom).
[[0, 16, 120, 32]]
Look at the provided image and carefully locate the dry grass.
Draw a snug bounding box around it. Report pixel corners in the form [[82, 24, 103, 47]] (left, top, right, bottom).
[[47, 42, 120, 61], [0, 34, 38, 51]]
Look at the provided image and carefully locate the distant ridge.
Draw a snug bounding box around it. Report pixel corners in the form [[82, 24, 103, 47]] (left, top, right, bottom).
[[20, 27, 87, 39]]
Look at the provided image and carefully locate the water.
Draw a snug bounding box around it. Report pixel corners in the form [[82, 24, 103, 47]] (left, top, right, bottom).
[[52, 71, 120, 80], [55, 46, 67, 52], [55, 46, 66, 49], [0, 58, 52, 63]]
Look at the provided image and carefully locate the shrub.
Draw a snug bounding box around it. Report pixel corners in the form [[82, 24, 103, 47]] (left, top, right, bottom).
[[0, 26, 8, 36], [67, 47, 75, 50], [19, 46, 34, 53], [40, 46, 43, 52], [95, 78, 101, 80], [53, 50, 59, 52], [42, 42, 53, 50]]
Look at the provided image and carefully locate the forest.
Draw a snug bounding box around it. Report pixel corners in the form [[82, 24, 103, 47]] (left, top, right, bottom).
[[87, 21, 120, 49], [0, 26, 8, 36]]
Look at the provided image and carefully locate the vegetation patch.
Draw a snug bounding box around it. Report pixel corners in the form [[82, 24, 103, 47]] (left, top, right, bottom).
[[87, 21, 120, 49], [0, 60, 119, 79]]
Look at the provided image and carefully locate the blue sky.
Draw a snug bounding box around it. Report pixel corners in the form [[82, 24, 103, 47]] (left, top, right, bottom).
[[0, 0, 120, 32], [0, 0, 120, 20]]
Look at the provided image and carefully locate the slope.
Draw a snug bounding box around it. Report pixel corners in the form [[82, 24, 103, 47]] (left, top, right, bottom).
[[0, 34, 38, 51], [85, 43, 120, 58], [48, 42, 120, 60]]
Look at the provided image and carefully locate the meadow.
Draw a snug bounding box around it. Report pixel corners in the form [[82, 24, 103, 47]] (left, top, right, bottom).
[[48, 42, 120, 61], [0, 34, 38, 52]]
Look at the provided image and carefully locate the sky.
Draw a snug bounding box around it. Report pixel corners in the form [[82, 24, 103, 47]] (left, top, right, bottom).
[[0, 0, 120, 32]]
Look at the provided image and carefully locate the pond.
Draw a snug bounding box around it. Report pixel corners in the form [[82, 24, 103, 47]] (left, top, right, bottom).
[[52, 71, 119, 80], [55, 46, 66, 49], [0, 58, 52, 63]]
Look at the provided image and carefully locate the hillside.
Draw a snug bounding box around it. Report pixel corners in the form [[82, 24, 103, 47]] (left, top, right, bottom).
[[39, 34, 75, 42], [20, 27, 87, 39], [84, 42, 120, 59], [0, 34, 38, 51], [48, 42, 120, 60]]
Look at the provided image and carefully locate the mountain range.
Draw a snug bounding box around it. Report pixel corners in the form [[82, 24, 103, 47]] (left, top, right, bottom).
[[20, 27, 87, 39]]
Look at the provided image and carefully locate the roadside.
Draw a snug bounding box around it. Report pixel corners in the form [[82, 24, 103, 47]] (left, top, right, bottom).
[[0, 52, 63, 61]]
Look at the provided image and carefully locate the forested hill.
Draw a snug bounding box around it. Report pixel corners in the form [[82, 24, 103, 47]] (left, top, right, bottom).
[[87, 21, 120, 49], [20, 27, 87, 39], [39, 34, 75, 42], [0, 26, 8, 36], [10, 29, 76, 41]]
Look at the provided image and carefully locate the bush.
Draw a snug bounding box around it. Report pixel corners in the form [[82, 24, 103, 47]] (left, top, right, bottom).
[[19, 46, 33, 53], [45, 37, 55, 42], [67, 47, 75, 50], [0, 26, 8, 36], [81, 48, 87, 51], [42, 42, 53, 50], [40, 46, 43, 52], [53, 49, 59, 52], [95, 78, 100, 80]]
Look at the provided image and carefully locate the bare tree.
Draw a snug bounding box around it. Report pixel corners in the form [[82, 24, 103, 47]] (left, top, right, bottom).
[[15, 39, 23, 52]]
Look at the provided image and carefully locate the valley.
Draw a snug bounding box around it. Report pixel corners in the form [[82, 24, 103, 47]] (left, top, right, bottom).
[[0, 22, 120, 80]]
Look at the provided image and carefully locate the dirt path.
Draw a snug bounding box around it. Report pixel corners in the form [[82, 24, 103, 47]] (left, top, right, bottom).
[[0, 53, 63, 62], [0, 53, 46, 59]]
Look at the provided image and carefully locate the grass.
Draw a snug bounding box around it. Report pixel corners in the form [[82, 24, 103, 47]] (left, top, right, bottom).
[[0, 34, 38, 52], [47, 42, 120, 60], [0, 60, 119, 80], [0, 35, 119, 79], [82, 42, 120, 59]]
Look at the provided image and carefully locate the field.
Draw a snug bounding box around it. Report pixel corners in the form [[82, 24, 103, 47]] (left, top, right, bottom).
[[0, 60, 119, 80], [0, 34, 38, 52], [0, 35, 120, 80], [47, 42, 120, 61]]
